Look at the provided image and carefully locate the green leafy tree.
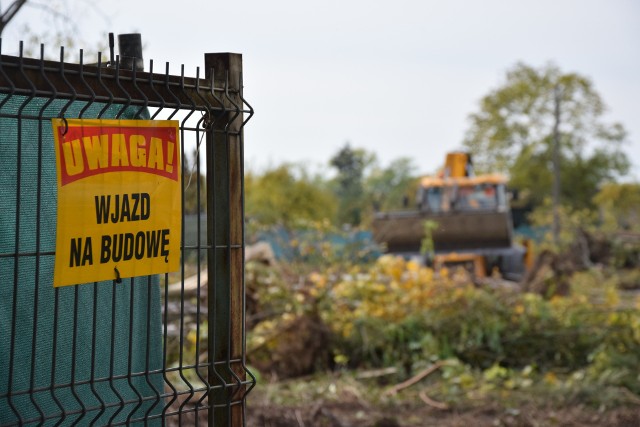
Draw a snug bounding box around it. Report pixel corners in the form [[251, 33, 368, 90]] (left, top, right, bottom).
[[366, 157, 418, 212], [464, 62, 630, 210], [528, 199, 597, 251], [245, 164, 337, 229], [330, 144, 375, 226], [593, 183, 640, 231]]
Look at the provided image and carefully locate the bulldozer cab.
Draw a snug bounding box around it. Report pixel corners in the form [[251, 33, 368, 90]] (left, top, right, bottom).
[[417, 151, 508, 214], [417, 175, 508, 214]]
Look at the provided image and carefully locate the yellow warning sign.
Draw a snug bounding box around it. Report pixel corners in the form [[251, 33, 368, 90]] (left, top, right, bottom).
[[52, 118, 182, 287]]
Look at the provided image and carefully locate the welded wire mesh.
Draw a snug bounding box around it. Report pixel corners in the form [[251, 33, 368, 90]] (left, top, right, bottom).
[[0, 41, 255, 426]]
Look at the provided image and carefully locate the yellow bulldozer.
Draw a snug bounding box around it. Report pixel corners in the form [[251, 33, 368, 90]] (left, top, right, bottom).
[[372, 152, 528, 280]]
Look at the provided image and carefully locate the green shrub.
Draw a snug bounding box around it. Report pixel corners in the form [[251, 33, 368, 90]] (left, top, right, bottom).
[[248, 254, 640, 401]]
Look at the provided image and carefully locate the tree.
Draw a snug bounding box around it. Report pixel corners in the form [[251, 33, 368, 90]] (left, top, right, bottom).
[[245, 164, 337, 229], [366, 157, 418, 212], [0, 1, 106, 35], [329, 144, 375, 226], [0, 0, 108, 60], [463, 62, 630, 210], [593, 183, 640, 231]]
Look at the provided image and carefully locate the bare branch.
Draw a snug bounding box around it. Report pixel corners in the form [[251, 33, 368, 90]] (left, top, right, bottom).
[[0, 0, 28, 35], [382, 361, 448, 397], [26, 1, 68, 20], [418, 390, 449, 410]]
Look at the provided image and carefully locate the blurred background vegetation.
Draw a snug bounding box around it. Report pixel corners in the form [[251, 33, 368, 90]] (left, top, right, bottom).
[[178, 62, 640, 424]]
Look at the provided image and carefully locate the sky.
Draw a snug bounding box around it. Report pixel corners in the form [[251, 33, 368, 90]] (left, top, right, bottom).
[[5, 0, 640, 178]]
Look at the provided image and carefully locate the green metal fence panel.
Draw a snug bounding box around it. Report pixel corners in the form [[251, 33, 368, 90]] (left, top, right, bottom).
[[0, 42, 254, 426]]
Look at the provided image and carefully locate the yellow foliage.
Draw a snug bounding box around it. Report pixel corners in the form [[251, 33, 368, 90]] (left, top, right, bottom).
[[309, 271, 327, 288], [605, 287, 620, 307], [543, 372, 558, 385], [317, 255, 472, 338]]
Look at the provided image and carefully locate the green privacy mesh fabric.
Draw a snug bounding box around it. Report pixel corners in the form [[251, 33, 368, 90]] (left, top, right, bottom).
[[0, 96, 163, 426]]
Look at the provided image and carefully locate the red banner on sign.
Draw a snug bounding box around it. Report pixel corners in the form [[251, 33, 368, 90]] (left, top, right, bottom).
[[56, 125, 179, 186]]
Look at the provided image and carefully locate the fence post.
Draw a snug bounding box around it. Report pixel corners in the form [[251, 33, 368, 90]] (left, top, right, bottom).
[[204, 53, 246, 427]]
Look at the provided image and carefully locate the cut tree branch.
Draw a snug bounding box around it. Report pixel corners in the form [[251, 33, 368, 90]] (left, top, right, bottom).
[[382, 361, 447, 396]]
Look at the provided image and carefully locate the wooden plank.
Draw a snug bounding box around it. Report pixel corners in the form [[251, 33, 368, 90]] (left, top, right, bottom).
[[204, 52, 246, 427]]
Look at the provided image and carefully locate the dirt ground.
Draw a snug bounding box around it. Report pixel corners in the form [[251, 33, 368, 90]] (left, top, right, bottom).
[[162, 380, 640, 427], [246, 401, 640, 427]]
